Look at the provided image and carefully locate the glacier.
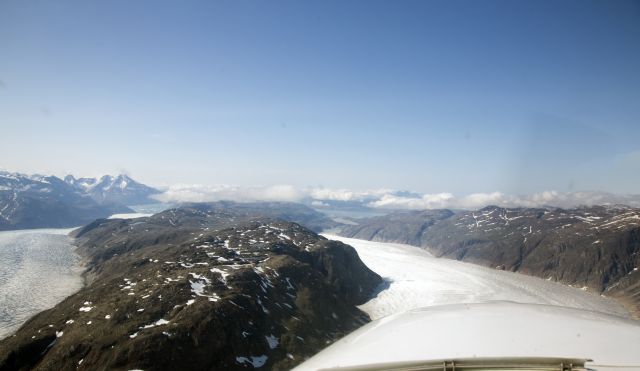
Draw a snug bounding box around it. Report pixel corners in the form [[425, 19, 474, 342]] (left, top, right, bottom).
[[322, 234, 629, 319]]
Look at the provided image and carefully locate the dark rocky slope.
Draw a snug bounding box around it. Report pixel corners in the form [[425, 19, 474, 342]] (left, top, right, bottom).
[[336, 209, 454, 246], [175, 201, 339, 233], [0, 172, 131, 231], [0, 205, 381, 370], [340, 205, 640, 316]]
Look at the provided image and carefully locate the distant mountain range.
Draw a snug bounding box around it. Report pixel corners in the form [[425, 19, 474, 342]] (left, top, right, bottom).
[[339, 205, 640, 317], [63, 174, 160, 206], [0, 172, 159, 230], [0, 203, 381, 370]]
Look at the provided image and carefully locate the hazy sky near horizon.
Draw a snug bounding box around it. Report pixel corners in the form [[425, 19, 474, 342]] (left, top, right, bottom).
[[1, 0, 639, 195]]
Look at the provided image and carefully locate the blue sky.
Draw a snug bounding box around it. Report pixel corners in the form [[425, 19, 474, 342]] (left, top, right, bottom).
[[1, 0, 639, 197]]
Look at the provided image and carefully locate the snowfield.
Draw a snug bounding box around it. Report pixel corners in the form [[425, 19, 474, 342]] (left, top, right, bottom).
[[322, 235, 629, 319]]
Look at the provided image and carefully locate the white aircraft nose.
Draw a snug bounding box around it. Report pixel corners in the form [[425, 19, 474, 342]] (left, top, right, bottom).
[[294, 302, 640, 371]]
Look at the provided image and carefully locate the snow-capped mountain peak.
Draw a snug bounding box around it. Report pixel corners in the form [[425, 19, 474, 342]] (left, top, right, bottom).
[[64, 174, 159, 205], [0, 172, 133, 230]]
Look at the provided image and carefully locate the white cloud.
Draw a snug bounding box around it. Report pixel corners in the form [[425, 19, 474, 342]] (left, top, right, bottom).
[[366, 190, 640, 210], [309, 188, 357, 202], [369, 193, 454, 209], [152, 184, 304, 203], [152, 183, 640, 210], [311, 200, 330, 208], [309, 187, 391, 202], [457, 192, 505, 209]]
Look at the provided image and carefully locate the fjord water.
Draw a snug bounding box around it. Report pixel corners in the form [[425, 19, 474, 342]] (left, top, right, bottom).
[[0, 228, 83, 339]]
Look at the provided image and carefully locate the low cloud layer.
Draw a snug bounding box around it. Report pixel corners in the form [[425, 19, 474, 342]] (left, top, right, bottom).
[[153, 184, 304, 203], [368, 190, 640, 210], [308, 188, 392, 202], [153, 185, 640, 210]]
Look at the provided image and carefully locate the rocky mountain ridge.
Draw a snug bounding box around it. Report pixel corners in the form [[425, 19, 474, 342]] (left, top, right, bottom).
[[0, 204, 382, 370], [176, 201, 339, 233]]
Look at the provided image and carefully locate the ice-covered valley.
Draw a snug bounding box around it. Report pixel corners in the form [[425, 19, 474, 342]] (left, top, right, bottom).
[[323, 234, 630, 320], [297, 236, 640, 370], [0, 228, 84, 339]]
